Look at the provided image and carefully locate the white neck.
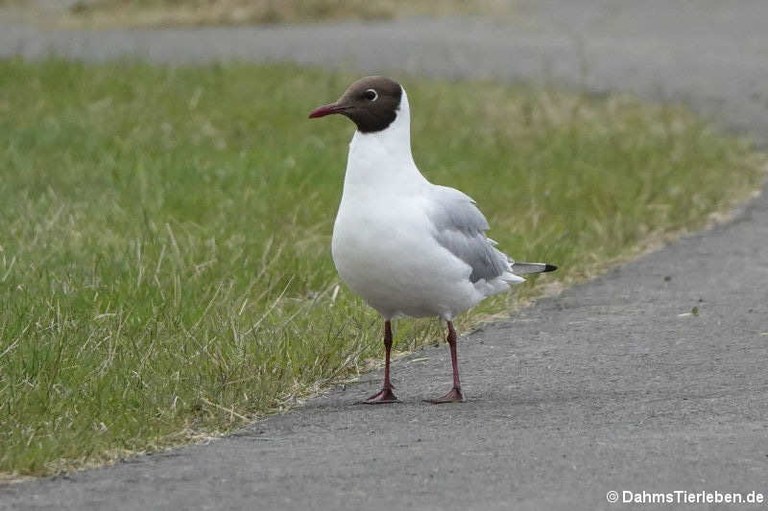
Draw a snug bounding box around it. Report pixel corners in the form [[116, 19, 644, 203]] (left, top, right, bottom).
[[342, 89, 427, 193]]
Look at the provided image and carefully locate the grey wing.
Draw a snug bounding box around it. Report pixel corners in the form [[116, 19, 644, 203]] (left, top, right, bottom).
[[428, 185, 511, 283]]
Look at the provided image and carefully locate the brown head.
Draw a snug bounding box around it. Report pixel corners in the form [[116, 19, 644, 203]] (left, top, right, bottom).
[[308, 76, 403, 133]]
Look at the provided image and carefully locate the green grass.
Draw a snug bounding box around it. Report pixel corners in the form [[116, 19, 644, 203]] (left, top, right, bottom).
[[0, 59, 764, 477]]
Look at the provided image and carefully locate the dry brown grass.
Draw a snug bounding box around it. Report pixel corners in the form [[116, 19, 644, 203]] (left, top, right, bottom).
[[60, 0, 514, 27]]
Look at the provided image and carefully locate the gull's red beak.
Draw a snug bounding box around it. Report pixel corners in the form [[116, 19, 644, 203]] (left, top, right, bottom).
[[308, 102, 347, 118]]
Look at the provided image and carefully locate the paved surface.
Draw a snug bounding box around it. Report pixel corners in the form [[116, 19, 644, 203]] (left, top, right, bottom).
[[2, 1, 768, 509]]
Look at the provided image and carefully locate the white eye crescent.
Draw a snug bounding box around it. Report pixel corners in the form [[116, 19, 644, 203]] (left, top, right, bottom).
[[363, 89, 379, 101]]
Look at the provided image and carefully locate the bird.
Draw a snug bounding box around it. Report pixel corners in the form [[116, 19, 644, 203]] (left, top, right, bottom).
[[309, 76, 556, 404]]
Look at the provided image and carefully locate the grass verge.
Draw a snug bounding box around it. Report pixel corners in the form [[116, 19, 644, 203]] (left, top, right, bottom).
[[0, 59, 764, 477]]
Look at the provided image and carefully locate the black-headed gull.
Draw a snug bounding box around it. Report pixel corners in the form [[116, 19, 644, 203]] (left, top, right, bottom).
[[309, 76, 556, 403]]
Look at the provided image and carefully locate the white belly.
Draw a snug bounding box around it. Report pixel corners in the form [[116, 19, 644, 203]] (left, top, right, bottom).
[[331, 195, 482, 319]]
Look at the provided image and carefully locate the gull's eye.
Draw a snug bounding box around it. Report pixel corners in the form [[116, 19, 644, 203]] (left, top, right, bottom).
[[363, 89, 379, 101]]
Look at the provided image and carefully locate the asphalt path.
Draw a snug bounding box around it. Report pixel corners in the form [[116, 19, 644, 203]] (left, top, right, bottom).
[[2, 1, 768, 509]]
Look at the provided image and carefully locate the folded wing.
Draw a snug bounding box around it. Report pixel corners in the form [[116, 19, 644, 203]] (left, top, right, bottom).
[[428, 186, 513, 283]]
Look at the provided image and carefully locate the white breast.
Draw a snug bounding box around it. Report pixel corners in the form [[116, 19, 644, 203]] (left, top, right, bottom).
[[332, 191, 483, 320]]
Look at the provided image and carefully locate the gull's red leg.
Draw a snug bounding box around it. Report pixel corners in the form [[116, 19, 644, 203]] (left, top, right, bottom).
[[363, 320, 399, 404], [427, 320, 464, 404]]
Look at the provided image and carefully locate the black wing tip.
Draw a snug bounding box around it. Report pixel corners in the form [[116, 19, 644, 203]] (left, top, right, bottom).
[[543, 264, 558, 273]]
